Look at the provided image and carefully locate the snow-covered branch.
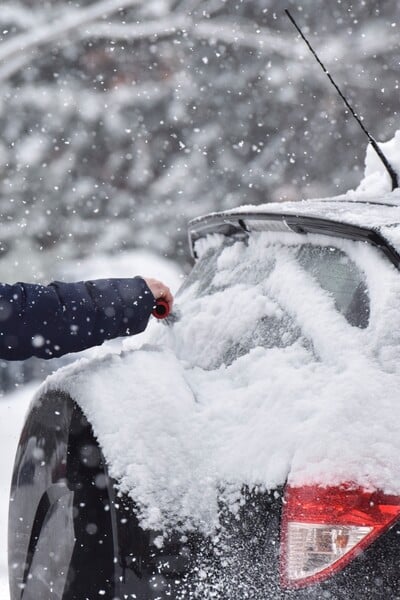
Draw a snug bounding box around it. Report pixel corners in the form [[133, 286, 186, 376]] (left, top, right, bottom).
[[0, 0, 144, 79], [0, 3, 43, 30], [0, 2, 396, 83], [82, 15, 301, 58], [193, 19, 298, 57], [194, 17, 400, 64], [82, 14, 398, 84], [82, 15, 191, 42]]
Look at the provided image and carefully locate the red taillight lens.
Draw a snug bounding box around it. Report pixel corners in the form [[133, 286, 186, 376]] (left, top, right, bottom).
[[280, 484, 400, 589]]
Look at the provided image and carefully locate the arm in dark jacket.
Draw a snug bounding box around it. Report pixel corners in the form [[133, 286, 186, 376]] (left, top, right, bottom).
[[0, 276, 155, 360]]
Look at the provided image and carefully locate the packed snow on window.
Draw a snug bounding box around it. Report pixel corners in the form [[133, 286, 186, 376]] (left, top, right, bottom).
[[38, 231, 400, 535]]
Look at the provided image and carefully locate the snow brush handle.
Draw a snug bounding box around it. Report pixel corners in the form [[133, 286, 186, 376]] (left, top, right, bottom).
[[152, 299, 171, 319]]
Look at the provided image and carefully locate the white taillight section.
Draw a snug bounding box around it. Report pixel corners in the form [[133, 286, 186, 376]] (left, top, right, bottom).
[[280, 485, 400, 589], [285, 521, 372, 583]]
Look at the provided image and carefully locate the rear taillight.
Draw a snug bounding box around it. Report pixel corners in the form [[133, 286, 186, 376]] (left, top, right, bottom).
[[280, 484, 400, 589]]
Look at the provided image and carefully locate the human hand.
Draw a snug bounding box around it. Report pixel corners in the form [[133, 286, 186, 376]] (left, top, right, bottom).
[[143, 278, 174, 308]]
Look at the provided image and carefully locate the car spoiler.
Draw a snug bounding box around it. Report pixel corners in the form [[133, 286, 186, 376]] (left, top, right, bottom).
[[188, 211, 400, 269]]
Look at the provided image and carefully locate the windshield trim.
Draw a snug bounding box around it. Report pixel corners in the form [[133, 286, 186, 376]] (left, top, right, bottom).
[[188, 212, 400, 269]]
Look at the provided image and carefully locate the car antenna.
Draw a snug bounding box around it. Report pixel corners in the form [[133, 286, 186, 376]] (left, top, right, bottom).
[[285, 8, 399, 190]]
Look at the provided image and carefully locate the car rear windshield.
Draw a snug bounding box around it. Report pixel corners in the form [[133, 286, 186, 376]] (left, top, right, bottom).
[[179, 235, 370, 367]]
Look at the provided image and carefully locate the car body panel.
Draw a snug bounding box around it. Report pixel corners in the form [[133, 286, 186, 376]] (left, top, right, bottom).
[[9, 196, 400, 599], [32, 214, 400, 530]]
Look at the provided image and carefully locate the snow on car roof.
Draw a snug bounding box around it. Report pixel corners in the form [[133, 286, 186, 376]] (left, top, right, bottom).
[[224, 192, 400, 225], [190, 192, 400, 252], [192, 131, 400, 251]]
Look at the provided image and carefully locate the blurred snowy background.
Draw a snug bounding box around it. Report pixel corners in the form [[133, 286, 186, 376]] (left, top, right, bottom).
[[1, 0, 400, 595]]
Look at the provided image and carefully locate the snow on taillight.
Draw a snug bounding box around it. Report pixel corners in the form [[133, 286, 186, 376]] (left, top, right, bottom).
[[280, 484, 400, 589]]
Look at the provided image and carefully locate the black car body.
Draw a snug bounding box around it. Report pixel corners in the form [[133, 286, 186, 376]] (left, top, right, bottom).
[[9, 192, 400, 599]]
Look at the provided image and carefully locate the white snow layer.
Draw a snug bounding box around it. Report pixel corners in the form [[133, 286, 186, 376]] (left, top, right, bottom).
[[37, 231, 400, 534], [355, 130, 400, 195]]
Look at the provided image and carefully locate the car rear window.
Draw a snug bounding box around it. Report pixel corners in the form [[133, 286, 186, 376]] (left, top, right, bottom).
[[296, 244, 370, 329], [178, 235, 370, 368]]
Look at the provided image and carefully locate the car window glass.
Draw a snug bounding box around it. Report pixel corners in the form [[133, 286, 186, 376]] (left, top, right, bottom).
[[295, 244, 370, 329], [176, 237, 303, 369], [178, 245, 225, 298], [175, 235, 370, 370]]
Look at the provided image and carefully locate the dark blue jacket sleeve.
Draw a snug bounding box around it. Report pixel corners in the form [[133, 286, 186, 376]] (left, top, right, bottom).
[[0, 276, 155, 360]]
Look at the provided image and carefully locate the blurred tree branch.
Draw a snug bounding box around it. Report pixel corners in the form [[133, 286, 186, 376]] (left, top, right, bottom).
[[0, 0, 398, 276], [0, 0, 144, 80], [1, 1, 397, 85]]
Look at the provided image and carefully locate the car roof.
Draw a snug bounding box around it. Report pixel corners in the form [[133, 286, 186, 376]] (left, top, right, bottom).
[[188, 190, 400, 268]]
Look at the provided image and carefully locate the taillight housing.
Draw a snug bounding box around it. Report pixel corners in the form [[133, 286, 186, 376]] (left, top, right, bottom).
[[280, 484, 400, 589]]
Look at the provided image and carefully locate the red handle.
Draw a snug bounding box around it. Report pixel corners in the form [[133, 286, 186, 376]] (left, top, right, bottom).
[[152, 299, 171, 319]]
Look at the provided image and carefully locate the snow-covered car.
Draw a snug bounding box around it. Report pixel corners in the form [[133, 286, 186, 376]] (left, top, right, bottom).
[[9, 141, 400, 599]]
